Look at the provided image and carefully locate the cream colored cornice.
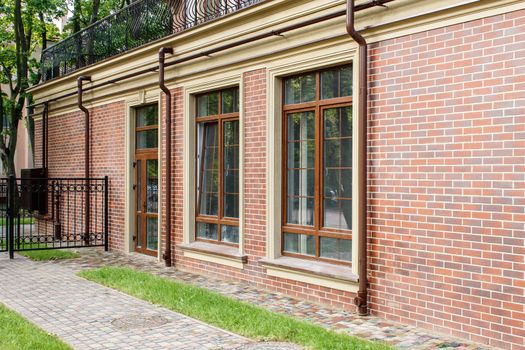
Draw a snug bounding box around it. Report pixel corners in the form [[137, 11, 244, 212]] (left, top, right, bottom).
[[32, 0, 524, 117]]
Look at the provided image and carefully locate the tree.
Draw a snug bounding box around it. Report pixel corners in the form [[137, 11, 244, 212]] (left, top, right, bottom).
[[0, 0, 62, 176]]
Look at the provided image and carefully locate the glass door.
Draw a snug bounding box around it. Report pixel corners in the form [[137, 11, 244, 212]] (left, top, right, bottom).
[[134, 104, 159, 256]]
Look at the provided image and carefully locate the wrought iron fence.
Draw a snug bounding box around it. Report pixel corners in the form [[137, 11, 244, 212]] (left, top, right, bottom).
[[41, 0, 264, 82], [0, 176, 108, 258]]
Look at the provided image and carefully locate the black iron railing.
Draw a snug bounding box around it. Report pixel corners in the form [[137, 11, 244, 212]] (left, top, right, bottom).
[[40, 0, 264, 82], [0, 176, 108, 258]]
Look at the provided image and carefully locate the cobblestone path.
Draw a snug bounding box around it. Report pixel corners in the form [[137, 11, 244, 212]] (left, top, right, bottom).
[[52, 248, 491, 350], [0, 254, 250, 350]]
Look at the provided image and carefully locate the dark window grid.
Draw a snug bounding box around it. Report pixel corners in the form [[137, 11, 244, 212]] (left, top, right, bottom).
[[196, 91, 240, 245], [282, 70, 353, 265]]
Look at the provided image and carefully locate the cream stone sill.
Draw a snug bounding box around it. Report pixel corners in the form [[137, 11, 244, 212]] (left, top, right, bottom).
[[179, 242, 247, 269], [260, 256, 359, 293]]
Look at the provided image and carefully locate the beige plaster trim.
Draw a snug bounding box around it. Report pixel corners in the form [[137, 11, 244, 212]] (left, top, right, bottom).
[[264, 264, 358, 293], [182, 250, 245, 269], [266, 47, 360, 276], [182, 74, 245, 255], [32, 0, 524, 118], [124, 91, 162, 261]]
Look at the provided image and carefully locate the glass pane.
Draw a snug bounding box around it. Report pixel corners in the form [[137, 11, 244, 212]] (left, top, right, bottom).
[[286, 197, 314, 226], [321, 65, 353, 100], [222, 88, 239, 114], [136, 130, 158, 149], [283, 233, 315, 256], [287, 141, 315, 169], [288, 111, 314, 141], [221, 225, 239, 244], [324, 198, 352, 230], [284, 73, 316, 105], [324, 107, 352, 138], [196, 222, 218, 240], [320, 237, 352, 261], [136, 105, 158, 127], [287, 169, 315, 197], [197, 92, 219, 117], [324, 139, 353, 168], [198, 122, 219, 216], [324, 169, 352, 199], [146, 159, 158, 213], [146, 217, 158, 251], [136, 160, 141, 211], [136, 216, 141, 247], [224, 194, 239, 218]]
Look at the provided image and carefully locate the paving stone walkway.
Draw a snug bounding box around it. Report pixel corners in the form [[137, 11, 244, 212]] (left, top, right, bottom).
[[46, 248, 491, 350], [0, 254, 250, 350]]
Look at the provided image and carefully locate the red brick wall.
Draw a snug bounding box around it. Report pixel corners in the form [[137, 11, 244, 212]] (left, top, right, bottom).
[[368, 10, 525, 350], [35, 102, 126, 251]]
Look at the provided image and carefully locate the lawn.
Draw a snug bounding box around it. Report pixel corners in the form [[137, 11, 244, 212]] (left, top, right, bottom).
[[0, 217, 34, 226], [0, 304, 71, 350], [80, 267, 393, 350], [19, 249, 80, 261]]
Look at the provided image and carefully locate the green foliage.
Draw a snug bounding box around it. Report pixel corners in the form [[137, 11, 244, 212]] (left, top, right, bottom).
[[0, 304, 72, 350], [80, 267, 394, 350]]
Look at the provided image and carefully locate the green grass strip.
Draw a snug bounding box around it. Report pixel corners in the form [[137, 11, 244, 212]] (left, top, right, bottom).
[[80, 267, 393, 350], [19, 249, 80, 261], [0, 304, 71, 350]]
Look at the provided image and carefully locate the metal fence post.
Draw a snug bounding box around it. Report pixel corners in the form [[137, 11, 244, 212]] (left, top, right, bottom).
[[8, 176, 15, 259], [104, 176, 109, 252]]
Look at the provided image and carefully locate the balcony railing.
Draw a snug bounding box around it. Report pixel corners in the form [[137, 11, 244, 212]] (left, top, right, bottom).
[[40, 0, 263, 82]]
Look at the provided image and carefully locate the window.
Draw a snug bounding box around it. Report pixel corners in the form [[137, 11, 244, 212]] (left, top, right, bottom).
[[135, 104, 158, 150], [196, 87, 240, 245], [282, 65, 353, 263]]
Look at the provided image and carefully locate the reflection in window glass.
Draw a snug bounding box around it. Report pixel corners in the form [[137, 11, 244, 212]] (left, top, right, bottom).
[[283, 233, 315, 256], [197, 92, 219, 117], [221, 225, 239, 244], [221, 88, 239, 114], [320, 237, 352, 261], [320, 65, 353, 100], [323, 107, 352, 230], [197, 222, 218, 240], [284, 73, 316, 105], [136, 130, 158, 149], [136, 105, 158, 127], [197, 122, 219, 216]]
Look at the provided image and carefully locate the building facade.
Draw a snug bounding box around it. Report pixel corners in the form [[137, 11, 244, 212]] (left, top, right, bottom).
[[29, 1, 524, 349]]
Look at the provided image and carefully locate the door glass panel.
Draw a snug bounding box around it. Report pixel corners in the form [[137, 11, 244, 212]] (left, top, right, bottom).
[[136, 216, 142, 248], [136, 105, 158, 127], [146, 159, 158, 213], [146, 217, 158, 251], [323, 107, 352, 230], [136, 160, 142, 211], [283, 233, 315, 256], [136, 130, 158, 149]]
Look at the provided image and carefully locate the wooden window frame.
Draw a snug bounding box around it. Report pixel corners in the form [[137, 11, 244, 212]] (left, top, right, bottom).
[[281, 67, 353, 266], [195, 88, 240, 246]]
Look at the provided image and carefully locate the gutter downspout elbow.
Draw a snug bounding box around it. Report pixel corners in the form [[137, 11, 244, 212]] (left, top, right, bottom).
[[346, 0, 369, 316], [77, 75, 92, 245], [159, 47, 174, 267]]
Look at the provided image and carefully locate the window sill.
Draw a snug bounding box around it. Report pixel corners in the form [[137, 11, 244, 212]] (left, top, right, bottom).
[[260, 256, 359, 292], [179, 241, 247, 269]]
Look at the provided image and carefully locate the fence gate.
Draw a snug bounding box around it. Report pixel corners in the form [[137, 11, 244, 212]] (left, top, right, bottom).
[[0, 176, 108, 259]]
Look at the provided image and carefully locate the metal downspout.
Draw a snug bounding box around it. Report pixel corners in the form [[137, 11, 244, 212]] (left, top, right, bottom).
[[159, 47, 174, 267], [42, 102, 48, 170], [347, 0, 369, 316], [78, 76, 92, 245]]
